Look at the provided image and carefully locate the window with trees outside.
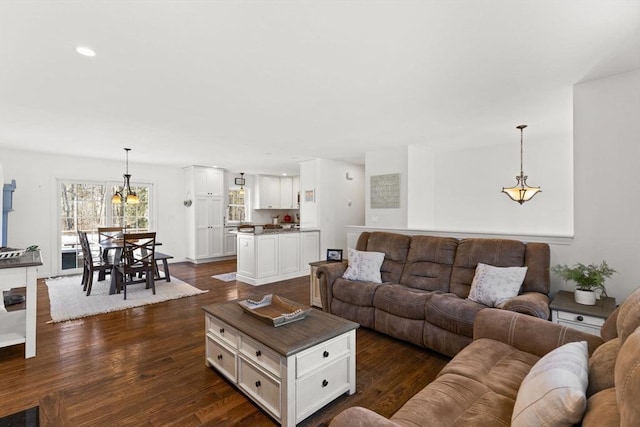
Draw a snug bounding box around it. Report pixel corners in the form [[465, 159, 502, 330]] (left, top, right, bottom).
[[227, 188, 246, 223], [59, 180, 152, 273]]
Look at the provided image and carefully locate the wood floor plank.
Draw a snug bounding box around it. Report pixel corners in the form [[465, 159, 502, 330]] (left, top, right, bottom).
[[0, 260, 449, 426]]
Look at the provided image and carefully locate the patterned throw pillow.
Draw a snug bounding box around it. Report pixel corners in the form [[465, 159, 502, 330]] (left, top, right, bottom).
[[512, 341, 589, 427], [467, 263, 527, 307], [342, 248, 385, 283]]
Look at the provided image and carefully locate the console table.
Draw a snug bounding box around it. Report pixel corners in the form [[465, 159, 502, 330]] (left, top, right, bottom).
[[203, 299, 358, 426], [0, 250, 42, 358]]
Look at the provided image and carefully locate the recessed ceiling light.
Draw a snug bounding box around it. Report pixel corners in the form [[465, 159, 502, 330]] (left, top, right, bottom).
[[282, 173, 287, 176], [75, 46, 96, 57]]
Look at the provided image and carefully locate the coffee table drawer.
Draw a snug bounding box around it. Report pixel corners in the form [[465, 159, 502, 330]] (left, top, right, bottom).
[[296, 334, 349, 378], [296, 356, 350, 420], [238, 357, 281, 419], [240, 335, 281, 378], [206, 335, 237, 382], [556, 310, 605, 327], [206, 315, 239, 349]]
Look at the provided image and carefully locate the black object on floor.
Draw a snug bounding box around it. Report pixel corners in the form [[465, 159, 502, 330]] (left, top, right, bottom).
[[0, 406, 39, 427], [3, 295, 25, 306]]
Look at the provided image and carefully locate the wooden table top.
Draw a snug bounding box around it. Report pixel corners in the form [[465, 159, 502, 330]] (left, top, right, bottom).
[[203, 298, 359, 357], [550, 290, 617, 319]]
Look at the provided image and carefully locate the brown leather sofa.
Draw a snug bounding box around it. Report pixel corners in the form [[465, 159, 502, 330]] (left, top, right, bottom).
[[317, 231, 551, 356], [329, 286, 640, 427]]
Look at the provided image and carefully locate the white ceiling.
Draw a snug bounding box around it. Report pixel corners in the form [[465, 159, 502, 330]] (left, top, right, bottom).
[[1, 1, 639, 175]]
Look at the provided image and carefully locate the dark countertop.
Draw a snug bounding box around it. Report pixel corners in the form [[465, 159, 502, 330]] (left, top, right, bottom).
[[0, 250, 43, 269]]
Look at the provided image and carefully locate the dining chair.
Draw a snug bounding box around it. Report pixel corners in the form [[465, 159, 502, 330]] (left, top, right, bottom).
[[78, 230, 113, 296], [97, 227, 124, 263], [115, 232, 156, 300]]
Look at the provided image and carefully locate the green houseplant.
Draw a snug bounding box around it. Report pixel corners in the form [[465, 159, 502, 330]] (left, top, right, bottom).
[[552, 261, 616, 305]]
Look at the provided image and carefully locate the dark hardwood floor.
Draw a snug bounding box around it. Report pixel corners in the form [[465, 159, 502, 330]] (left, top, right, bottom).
[[0, 260, 449, 426]]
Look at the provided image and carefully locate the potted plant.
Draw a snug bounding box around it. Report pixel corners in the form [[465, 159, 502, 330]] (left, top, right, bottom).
[[552, 261, 616, 305]]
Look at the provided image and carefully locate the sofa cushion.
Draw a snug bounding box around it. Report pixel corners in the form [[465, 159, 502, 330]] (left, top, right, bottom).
[[511, 341, 589, 427], [425, 292, 485, 338], [366, 232, 411, 283], [439, 338, 539, 400], [583, 388, 619, 427], [342, 248, 385, 283], [374, 284, 433, 320], [332, 277, 379, 307], [617, 285, 640, 343], [615, 326, 640, 427], [399, 236, 458, 292], [588, 338, 620, 397], [450, 238, 526, 298], [467, 263, 527, 307]]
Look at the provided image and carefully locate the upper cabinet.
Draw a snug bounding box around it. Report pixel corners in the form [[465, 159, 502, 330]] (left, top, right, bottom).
[[255, 175, 299, 209], [194, 166, 224, 197]]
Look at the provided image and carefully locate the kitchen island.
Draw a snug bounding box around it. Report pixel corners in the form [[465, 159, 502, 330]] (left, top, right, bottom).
[[236, 229, 320, 286]]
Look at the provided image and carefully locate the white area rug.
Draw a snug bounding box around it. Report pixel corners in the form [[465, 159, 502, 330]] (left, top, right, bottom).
[[46, 273, 207, 323], [212, 272, 236, 282]]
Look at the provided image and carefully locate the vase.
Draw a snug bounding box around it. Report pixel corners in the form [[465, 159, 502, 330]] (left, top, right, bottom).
[[575, 289, 597, 305]]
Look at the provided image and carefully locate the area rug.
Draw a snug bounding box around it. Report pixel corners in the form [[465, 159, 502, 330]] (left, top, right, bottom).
[[45, 274, 207, 323], [212, 272, 236, 282]]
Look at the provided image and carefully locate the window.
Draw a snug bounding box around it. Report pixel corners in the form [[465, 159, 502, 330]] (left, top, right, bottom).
[[58, 180, 152, 273], [227, 188, 246, 223]]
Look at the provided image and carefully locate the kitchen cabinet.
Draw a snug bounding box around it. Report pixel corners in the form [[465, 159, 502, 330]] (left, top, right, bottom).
[[185, 166, 226, 262], [223, 227, 237, 256], [236, 231, 320, 285], [255, 175, 300, 209], [194, 166, 224, 197]]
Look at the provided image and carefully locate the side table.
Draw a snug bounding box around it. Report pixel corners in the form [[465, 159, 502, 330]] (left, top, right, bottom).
[[550, 290, 616, 335], [309, 260, 346, 308]]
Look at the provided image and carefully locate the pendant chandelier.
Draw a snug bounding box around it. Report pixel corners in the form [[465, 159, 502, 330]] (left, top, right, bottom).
[[111, 147, 140, 204], [501, 125, 541, 204], [236, 172, 246, 195]]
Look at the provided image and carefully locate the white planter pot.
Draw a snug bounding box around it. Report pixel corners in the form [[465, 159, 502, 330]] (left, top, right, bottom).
[[575, 289, 597, 305]]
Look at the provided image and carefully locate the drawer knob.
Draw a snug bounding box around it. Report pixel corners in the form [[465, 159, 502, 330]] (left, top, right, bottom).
[[219, 328, 224, 334], [577, 315, 584, 322], [217, 354, 223, 360], [255, 380, 261, 388], [323, 351, 329, 358], [256, 350, 262, 357], [322, 379, 328, 387]]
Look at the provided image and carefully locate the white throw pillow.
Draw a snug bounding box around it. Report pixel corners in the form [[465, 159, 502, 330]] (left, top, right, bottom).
[[467, 263, 527, 307], [342, 248, 385, 283], [512, 341, 589, 427]]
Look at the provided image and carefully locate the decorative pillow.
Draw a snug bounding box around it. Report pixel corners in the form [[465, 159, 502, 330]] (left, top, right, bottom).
[[342, 248, 385, 283], [467, 263, 527, 307], [512, 341, 589, 427]]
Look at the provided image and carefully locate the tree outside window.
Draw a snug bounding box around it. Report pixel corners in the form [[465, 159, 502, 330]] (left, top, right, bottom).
[[227, 189, 246, 223]]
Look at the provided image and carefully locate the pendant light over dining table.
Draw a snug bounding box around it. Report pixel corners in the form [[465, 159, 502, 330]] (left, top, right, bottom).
[[112, 147, 139, 204], [501, 125, 541, 204]]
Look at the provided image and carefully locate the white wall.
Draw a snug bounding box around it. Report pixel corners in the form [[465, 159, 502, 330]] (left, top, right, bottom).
[[554, 69, 640, 303], [0, 161, 3, 245], [365, 146, 408, 228], [300, 158, 365, 256], [407, 145, 435, 229], [0, 148, 186, 278]]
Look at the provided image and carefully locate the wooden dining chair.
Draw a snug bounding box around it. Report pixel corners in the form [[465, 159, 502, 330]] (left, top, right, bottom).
[[115, 232, 156, 300], [97, 227, 124, 263], [78, 230, 113, 296]]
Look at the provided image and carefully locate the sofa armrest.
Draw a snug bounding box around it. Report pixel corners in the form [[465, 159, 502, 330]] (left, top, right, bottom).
[[329, 407, 400, 427], [317, 262, 348, 312], [473, 308, 604, 357], [497, 292, 550, 319]]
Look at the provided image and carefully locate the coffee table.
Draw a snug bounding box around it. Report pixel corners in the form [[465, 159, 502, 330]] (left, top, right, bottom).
[[203, 298, 359, 426]]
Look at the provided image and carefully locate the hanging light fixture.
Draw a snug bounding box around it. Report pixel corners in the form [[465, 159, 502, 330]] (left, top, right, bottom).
[[235, 172, 246, 195], [111, 147, 140, 204], [502, 125, 541, 204]]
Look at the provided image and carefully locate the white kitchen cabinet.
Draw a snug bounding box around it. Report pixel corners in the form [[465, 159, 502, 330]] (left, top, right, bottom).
[[279, 232, 300, 274], [185, 166, 226, 262], [255, 175, 281, 209], [223, 227, 237, 256], [236, 231, 320, 286], [255, 175, 300, 209], [280, 177, 294, 209], [194, 166, 224, 197]]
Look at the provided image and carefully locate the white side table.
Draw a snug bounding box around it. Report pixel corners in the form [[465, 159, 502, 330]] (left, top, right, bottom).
[[550, 290, 616, 335]]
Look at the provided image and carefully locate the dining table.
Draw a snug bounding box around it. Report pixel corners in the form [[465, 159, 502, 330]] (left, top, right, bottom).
[[98, 238, 162, 295]]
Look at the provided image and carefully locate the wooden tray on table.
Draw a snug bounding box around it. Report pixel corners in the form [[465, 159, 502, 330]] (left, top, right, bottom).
[[238, 294, 311, 327]]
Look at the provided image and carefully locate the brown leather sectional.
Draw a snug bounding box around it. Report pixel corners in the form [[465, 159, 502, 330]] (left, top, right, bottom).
[[317, 231, 551, 357]]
